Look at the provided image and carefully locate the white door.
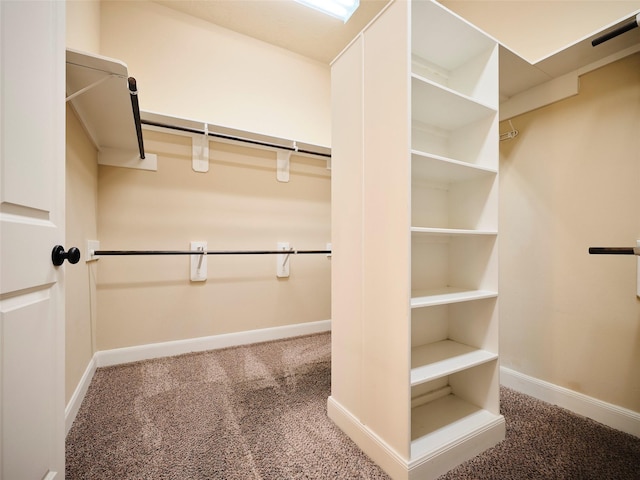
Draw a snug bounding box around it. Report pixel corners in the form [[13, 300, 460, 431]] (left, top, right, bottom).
[[0, 1, 66, 479]]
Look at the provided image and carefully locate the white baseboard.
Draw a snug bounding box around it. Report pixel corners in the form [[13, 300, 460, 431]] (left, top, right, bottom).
[[327, 396, 408, 479], [65, 355, 97, 435], [327, 396, 506, 480], [501, 367, 640, 437], [95, 319, 331, 368]]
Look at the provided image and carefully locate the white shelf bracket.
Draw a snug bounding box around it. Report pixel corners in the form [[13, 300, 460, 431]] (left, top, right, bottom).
[[192, 124, 210, 173], [86, 240, 100, 262], [277, 150, 291, 183], [190, 241, 207, 282], [277, 242, 291, 278], [66, 74, 121, 103]]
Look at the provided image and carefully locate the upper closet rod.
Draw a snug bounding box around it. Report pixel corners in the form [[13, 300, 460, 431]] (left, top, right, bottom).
[[128, 77, 146, 159], [141, 118, 332, 159], [592, 13, 640, 46]]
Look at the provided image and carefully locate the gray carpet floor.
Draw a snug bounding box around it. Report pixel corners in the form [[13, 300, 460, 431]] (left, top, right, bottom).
[[66, 332, 640, 479]]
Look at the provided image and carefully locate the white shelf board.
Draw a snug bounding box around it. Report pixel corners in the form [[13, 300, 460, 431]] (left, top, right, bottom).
[[411, 288, 498, 308], [411, 75, 496, 131], [66, 49, 138, 152], [411, 340, 497, 386], [411, 394, 501, 458], [411, 150, 497, 183], [411, 227, 497, 236], [67, 49, 157, 170]]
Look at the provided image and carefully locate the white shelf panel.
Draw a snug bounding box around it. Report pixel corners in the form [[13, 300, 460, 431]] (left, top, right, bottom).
[[411, 75, 496, 131], [411, 340, 497, 386], [411, 394, 502, 459], [411, 227, 497, 236], [411, 150, 496, 183], [411, 288, 497, 308], [66, 49, 137, 152]]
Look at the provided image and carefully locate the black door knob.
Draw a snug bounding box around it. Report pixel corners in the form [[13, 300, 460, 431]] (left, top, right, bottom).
[[51, 245, 81, 266]]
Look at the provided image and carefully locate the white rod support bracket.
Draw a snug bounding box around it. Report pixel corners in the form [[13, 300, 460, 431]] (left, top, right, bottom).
[[190, 241, 207, 281], [192, 124, 209, 173], [66, 74, 120, 103], [276, 151, 291, 183], [277, 242, 291, 278], [86, 239, 100, 262]]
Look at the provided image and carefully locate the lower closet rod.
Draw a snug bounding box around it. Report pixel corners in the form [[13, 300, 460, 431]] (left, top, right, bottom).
[[93, 249, 331, 256]]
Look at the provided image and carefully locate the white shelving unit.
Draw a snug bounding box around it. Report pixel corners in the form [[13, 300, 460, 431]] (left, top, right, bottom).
[[410, 1, 504, 470], [329, 1, 504, 479]]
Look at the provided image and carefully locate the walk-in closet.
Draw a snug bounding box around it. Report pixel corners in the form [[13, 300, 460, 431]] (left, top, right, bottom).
[[1, 1, 639, 478]]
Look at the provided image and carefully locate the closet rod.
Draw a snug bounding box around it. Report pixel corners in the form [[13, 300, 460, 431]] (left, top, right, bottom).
[[589, 247, 640, 255], [94, 249, 331, 256], [128, 77, 146, 159], [591, 13, 639, 46], [140, 119, 332, 159]]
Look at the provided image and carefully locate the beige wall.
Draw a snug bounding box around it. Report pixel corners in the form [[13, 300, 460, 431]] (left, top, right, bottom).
[[499, 53, 640, 411], [65, 106, 99, 403], [99, 0, 331, 147], [96, 131, 330, 350], [65, 0, 331, 392], [66, 0, 101, 53]]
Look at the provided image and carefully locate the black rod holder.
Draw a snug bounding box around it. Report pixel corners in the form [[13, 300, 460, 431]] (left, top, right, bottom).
[[128, 77, 146, 160], [140, 119, 332, 159], [592, 15, 639, 46], [94, 249, 331, 256], [589, 247, 638, 255]]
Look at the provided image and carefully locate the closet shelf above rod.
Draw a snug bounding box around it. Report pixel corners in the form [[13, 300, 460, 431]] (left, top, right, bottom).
[[140, 111, 332, 160]]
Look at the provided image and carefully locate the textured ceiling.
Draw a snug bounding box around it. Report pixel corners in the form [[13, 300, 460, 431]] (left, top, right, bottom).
[[152, 0, 390, 64]]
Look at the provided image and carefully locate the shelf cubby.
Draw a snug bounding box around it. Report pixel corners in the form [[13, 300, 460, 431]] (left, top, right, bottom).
[[410, 361, 501, 460], [412, 76, 496, 131], [411, 234, 498, 294], [410, 1, 498, 107], [411, 297, 498, 385], [411, 164, 497, 230]]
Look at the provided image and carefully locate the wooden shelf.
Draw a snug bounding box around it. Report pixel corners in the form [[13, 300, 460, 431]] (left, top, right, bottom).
[[411, 340, 497, 386], [411, 394, 502, 459], [411, 288, 497, 308]]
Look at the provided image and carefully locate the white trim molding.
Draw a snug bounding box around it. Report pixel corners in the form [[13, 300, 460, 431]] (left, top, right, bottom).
[[65, 356, 97, 435], [95, 319, 331, 368], [327, 396, 506, 480], [501, 367, 640, 438]]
